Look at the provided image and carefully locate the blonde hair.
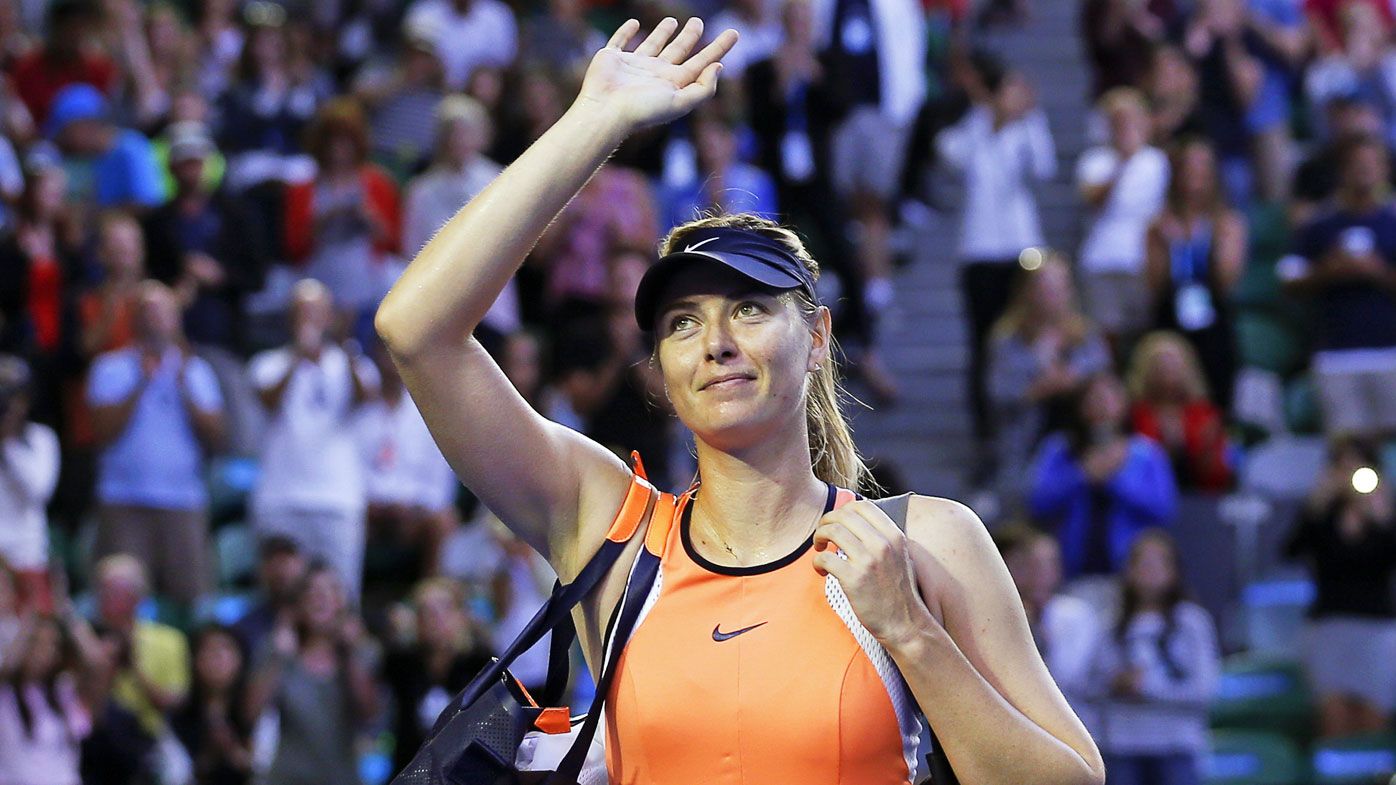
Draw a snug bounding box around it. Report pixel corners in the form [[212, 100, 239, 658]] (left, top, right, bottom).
[[989, 250, 1092, 346], [657, 213, 871, 491], [1098, 86, 1148, 118], [1126, 330, 1211, 402]]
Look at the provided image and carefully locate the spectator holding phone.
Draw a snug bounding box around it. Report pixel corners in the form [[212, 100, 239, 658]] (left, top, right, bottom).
[[1029, 372, 1178, 593], [171, 624, 253, 785], [0, 613, 99, 785], [1284, 438, 1396, 738], [1282, 133, 1396, 439]]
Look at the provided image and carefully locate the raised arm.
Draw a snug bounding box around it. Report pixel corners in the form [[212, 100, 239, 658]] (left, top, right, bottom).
[[374, 19, 736, 575]]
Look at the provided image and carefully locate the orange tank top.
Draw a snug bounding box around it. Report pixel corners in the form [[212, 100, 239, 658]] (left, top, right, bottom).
[[603, 482, 924, 784]]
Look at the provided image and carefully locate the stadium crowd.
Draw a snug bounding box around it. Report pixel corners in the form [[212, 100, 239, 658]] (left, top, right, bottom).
[[0, 0, 1393, 783]]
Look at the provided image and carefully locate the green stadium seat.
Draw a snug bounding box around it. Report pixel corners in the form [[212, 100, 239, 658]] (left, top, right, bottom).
[[1206, 729, 1310, 785], [1209, 654, 1315, 744], [1235, 311, 1307, 378], [215, 523, 257, 589], [1284, 375, 1322, 435], [1311, 732, 1396, 785]]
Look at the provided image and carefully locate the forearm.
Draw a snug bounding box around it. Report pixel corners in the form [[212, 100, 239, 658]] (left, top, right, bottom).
[[889, 625, 1104, 785], [187, 406, 227, 451], [90, 392, 145, 447], [377, 104, 627, 357]]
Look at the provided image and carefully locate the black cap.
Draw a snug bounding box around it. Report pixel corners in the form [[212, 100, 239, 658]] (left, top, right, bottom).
[[634, 226, 818, 330]]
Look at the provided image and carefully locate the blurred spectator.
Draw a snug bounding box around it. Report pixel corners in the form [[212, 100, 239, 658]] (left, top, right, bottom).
[[1282, 133, 1396, 439], [489, 66, 569, 166], [536, 165, 658, 315], [1283, 437, 1396, 737], [85, 554, 190, 785], [520, 0, 606, 76], [745, 0, 895, 402], [0, 563, 17, 664], [1245, 0, 1308, 203], [0, 613, 98, 785], [401, 97, 513, 336], [1182, 0, 1264, 205], [1080, 0, 1177, 98], [488, 523, 556, 693], [1086, 530, 1220, 785], [659, 109, 779, 230], [144, 122, 269, 455], [553, 251, 677, 488], [352, 21, 447, 179], [284, 98, 402, 315], [0, 356, 60, 615], [711, 0, 783, 79], [937, 65, 1057, 445], [170, 624, 253, 785], [383, 578, 492, 774], [1144, 46, 1206, 145], [77, 211, 147, 360], [994, 522, 1101, 736], [1126, 332, 1234, 492], [87, 281, 226, 608], [0, 134, 22, 230], [357, 340, 459, 580], [248, 280, 379, 601], [194, 0, 246, 100], [1144, 138, 1245, 408], [10, 0, 117, 126], [230, 536, 307, 657], [818, 0, 926, 343], [404, 0, 518, 91], [0, 152, 78, 430], [243, 562, 380, 785], [107, 0, 195, 135], [215, 5, 328, 190], [1077, 88, 1170, 351], [986, 254, 1110, 503], [1303, 2, 1396, 152], [1290, 94, 1391, 227], [1029, 372, 1178, 585], [1305, 0, 1392, 54], [47, 84, 164, 211]]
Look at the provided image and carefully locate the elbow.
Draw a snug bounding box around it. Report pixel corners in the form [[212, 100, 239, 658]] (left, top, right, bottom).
[[373, 297, 423, 360]]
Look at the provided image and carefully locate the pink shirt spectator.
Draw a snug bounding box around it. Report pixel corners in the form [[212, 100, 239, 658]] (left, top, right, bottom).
[[0, 674, 91, 785], [543, 167, 658, 307]]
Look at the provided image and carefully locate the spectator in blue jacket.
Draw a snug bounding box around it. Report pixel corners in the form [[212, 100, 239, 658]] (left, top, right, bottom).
[[1029, 371, 1178, 584]]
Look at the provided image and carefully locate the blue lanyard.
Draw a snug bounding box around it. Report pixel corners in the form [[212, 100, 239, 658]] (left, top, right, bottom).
[[1170, 221, 1213, 284]]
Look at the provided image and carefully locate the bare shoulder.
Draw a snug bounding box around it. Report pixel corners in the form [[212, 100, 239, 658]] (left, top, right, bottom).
[[902, 495, 995, 556], [895, 495, 1003, 626]]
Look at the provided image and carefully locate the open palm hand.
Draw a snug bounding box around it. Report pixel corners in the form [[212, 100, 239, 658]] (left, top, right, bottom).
[[577, 18, 739, 132]]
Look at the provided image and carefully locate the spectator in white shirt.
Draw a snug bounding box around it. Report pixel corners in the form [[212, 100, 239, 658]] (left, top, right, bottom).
[[994, 522, 1103, 739], [0, 356, 59, 614], [402, 97, 515, 339], [710, 0, 784, 79], [248, 280, 379, 601], [1076, 88, 1170, 348], [356, 339, 459, 579], [405, 0, 518, 91], [936, 64, 1057, 450]]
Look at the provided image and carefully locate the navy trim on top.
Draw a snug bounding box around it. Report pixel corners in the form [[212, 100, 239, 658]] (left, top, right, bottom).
[[681, 483, 838, 576]]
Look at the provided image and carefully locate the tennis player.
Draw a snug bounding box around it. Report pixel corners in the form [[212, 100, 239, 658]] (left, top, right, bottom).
[[375, 17, 1105, 785]]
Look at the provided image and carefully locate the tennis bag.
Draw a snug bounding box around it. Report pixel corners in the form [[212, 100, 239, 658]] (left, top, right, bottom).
[[390, 476, 665, 785], [391, 488, 960, 785]]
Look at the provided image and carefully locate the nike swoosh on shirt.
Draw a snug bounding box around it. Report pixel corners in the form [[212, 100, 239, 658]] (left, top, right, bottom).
[[712, 622, 768, 642]]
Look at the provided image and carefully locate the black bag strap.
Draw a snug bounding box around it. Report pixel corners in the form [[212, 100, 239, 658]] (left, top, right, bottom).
[[427, 533, 632, 740], [547, 542, 662, 784], [871, 494, 958, 785]]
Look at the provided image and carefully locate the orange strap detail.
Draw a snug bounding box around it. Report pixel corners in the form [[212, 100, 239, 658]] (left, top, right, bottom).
[[605, 453, 656, 544], [533, 707, 572, 734], [644, 491, 684, 556]]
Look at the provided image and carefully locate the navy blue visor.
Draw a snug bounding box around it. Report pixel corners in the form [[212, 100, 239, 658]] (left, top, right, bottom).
[[635, 226, 818, 331]]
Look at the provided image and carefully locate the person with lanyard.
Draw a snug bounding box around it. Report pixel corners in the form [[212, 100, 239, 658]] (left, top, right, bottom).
[[1144, 138, 1245, 411], [374, 18, 1104, 785]]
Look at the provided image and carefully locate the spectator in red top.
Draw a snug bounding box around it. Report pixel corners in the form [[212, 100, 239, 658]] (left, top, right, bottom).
[[1126, 331, 1233, 492], [283, 98, 401, 317], [9, 0, 117, 126]]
